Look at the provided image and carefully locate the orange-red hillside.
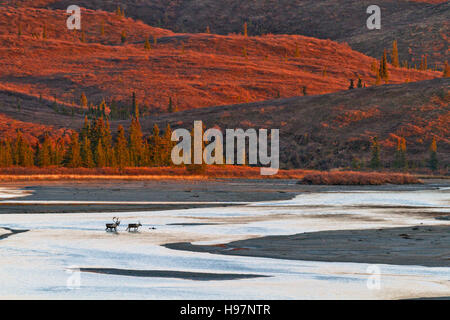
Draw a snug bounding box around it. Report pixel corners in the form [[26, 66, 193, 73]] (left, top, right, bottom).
[[0, 7, 441, 115]]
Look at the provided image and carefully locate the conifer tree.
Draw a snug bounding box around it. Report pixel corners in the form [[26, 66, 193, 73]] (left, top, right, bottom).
[[428, 137, 438, 171], [38, 133, 52, 167], [53, 138, 65, 166], [391, 40, 399, 67], [162, 124, 174, 166], [14, 131, 34, 167], [115, 125, 129, 168], [148, 124, 162, 166], [132, 92, 139, 119], [80, 135, 94, 168], [95, 140, 106, 167], [0, 140, 13, 167], [302, 86, 307, 96], [144, 37, 151, 50], [394, 137, 408, 170], [348, 79, 354, 90], [80, 93, 88, 108], [379, 49, 389, 82], [357, 77, 363, 88], [244, 22, 248, 37], [370, 136, 381, 170], [375, 68, 382, 85], [168, 97, 173, 113], [121, 30, 127, 44], [129, 118, 143, 166], [64, 133, 82, 168]]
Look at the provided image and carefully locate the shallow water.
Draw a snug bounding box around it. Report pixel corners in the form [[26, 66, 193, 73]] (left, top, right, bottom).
[[0, 185, 449, 299]]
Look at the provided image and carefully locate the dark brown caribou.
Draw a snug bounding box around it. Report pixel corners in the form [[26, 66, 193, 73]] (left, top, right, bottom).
[[126, 221, 142, 232], [105, 217, 120, 232]]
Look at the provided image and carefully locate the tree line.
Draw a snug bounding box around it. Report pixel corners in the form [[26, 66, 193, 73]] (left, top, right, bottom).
[[0, 117, 175, 168], [364, 136, 440, 172]]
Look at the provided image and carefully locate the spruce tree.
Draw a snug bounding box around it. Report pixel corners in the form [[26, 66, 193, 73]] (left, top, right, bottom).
[[348, 79, 354, 90], [148, 124, 162, 166], [0, 140, 13, 167], [375, 68, 382, 85], [370, 137, 381, 170], [64, 133, 82, 168], [162, 124, 174, 166], [132, 92, 139, 119], [144, 37, 151, 50], [428, 137, 438, 171], [115, 125, 130, 168], [95, 139, 106, 167], [394, 137, 407, 170], [80, 135, 94, 168], [38, 134, 52, 167], [391, 40, 399, 67], [357, 77, 363, 88], [14, 131, 34, 167], [129, 118, 143, 166], [379, 49, 389, 82], [168, 97, 173, 113], [80, 93, 88, 108]]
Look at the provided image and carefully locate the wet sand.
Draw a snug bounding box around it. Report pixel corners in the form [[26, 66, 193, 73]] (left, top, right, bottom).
[[166, 225, 450, 267], [0, 179, 445, 214], [0, 180, 298, 214]]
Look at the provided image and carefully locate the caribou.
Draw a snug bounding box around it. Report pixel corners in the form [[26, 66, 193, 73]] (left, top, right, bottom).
[[126, 221, 142, 232], [105, 217, 120, 232]]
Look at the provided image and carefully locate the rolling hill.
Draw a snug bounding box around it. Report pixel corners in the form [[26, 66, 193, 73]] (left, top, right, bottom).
[[0, 3, 447, 171], [15, 0, 448, 67], [0, 7, 440, 116], [142, 78, 449, 170]]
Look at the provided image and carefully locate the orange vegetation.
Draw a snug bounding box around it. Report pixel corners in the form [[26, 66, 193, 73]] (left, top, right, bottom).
[[299, 171, 421, 185], [0, 7, 440, 114], [0, 166, 314, 181]]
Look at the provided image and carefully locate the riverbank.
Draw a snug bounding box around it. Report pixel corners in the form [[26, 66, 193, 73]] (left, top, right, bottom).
[[166, 225, 450, 268]]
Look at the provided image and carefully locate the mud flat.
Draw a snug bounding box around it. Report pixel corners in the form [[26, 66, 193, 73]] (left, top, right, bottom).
[[166, 225, 450, 268]]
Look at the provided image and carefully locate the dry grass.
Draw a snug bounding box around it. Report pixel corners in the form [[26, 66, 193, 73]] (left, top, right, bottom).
[[0, 166, 313, 181], [299, 171, 422, 185], [0, 7, 440, 120]]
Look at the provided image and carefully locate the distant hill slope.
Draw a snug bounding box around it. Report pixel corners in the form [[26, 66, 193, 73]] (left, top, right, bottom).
[[15, 0, 448, 67], [0, 7, 439, 115], [143, 78, 449, 170]]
